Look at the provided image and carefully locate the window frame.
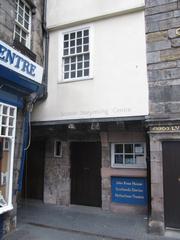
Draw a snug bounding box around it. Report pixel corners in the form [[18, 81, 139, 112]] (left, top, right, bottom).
[[0, 103, 17, 214], [14, 0, 32, 49], [111, 142, 146, 169], [59, 24, 94, 83], [54, 140, 62, 158]]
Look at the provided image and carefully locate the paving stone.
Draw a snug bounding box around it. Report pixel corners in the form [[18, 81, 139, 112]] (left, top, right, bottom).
[[4, 201, 180, 240]]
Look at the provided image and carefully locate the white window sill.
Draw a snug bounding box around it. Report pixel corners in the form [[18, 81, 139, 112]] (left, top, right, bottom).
[[0, 204, 13, 215], [111, 165, 147, 169], [58, 77, 93, 84]]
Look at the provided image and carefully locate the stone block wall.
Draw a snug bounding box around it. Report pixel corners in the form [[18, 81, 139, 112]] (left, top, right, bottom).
[[146, 0, 180, 118], [0, 0, 15, 45], [0, 0, 44, 66], [146, 0, 180, 233], [44, 138, 70, 206], [148, 132, 164, 233], [31, 0, 44, 65], [100, 132, 111, 211]]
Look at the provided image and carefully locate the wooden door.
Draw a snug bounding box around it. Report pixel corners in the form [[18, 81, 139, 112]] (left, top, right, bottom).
[[71, 142, 101, 207], [163, 141, 180, 229], [23, 140, 45, 200]]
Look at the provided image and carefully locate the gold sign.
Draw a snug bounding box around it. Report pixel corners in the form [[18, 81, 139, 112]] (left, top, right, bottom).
[[151, 126, 180, 132]]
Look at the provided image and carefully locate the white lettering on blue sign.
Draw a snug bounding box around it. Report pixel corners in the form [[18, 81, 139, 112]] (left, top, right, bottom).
[[0, 40, 43, 84], [111, 177, 147, 205]]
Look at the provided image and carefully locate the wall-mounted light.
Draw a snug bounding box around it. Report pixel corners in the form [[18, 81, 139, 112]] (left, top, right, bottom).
[[90, 122, 100, 130], [68, 123, 76, 130]]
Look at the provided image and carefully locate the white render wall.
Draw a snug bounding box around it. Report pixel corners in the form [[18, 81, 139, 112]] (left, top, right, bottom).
[[32, 4, 148, 122], [46, 0, 145, 29]]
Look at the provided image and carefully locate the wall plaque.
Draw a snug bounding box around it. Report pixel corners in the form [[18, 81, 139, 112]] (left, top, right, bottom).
[[111, 177, 147, 205]]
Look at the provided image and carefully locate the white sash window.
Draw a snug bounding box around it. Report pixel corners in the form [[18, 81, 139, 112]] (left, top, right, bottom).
[[111, 143, 146, 169], [14, 0, 31, 48], [62, 27, 92, 81], [0, 103, 17, 214]]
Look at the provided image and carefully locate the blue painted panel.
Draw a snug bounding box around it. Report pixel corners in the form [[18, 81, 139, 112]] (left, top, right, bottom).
[[0, 64, 41, 94], [111, 177, 147, 205], [0, 89, 24, 108]]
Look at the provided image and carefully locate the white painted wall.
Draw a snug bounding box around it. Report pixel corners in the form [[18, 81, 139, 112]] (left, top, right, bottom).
[[32, 10, 148, 122], [47, 0, 145, 29]]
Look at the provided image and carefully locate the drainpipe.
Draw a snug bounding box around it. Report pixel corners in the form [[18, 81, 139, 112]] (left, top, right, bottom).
[[38, 0, 49, 100], [146, 126, 151, 219], [17, 111, 30, 192], [17, 92, 39, 192]]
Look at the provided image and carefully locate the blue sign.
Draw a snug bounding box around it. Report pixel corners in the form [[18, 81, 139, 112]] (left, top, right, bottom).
[[111, 177, 147, 205], [0, 40, 43, 84]]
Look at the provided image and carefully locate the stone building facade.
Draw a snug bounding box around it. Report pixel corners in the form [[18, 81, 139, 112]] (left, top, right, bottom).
[[0, 0, 44, 236], [1, 0, 179, 237], [28, 0, 149, 229], [28, 0, 180, 235], [145, 0, 180, 233]]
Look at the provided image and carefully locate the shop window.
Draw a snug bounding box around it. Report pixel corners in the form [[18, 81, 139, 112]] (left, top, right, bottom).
[[0, 103, 17, 214], [54, 140, 62, 157], [14, 0, 31, 48], [62, 27, 91, 81], [111, 143, 146, 169]]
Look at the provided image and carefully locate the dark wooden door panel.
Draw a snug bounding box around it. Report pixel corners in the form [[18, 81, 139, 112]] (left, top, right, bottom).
[[71, 142, 101, 207], [23, 140, 45, 200], [163, 141, 180, 229]]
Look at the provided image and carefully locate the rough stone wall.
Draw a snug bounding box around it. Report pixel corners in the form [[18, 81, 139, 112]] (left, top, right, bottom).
[[31, 0, 44, 65], [0, 0, 44, 66], [145, 0, 180, 233], [0, 0, 15, 45], [44, 138, 70, 206], [148, 132, 164, 234], [100, 132, 111, 211], [43, 131, 101, 207], [146, 0, 180, 119]]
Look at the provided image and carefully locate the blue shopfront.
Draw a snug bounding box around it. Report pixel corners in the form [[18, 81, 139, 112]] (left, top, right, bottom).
[[0, 40, 44, 236]]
